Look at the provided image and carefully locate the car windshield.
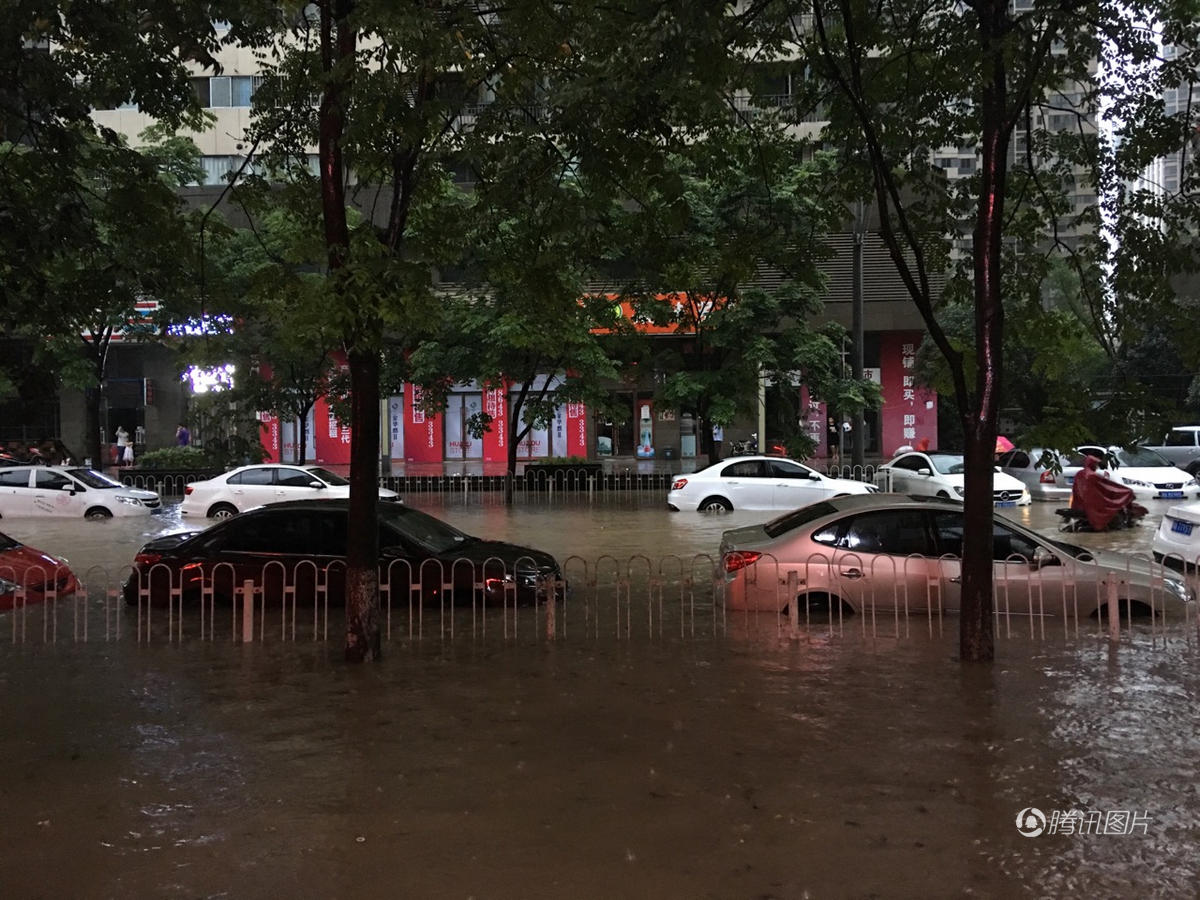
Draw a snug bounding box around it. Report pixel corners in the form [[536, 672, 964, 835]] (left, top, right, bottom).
[[306, 466, 349, 486], [763, 501, 838, 538], [1117, 447, 1171, 467], [64, 468, 122, 489], [927, 453, 966, 475], [378, 503, 472, 553]]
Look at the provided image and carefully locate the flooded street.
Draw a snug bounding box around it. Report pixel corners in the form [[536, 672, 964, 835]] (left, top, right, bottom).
[[1, 495, 1199, 897]]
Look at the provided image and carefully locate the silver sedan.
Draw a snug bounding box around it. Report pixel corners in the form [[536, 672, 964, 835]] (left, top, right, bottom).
[[719, 494, 1193, 621]]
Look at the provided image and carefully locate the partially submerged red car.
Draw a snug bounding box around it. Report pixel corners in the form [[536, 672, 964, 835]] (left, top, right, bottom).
[[0, 530, 79, 610]]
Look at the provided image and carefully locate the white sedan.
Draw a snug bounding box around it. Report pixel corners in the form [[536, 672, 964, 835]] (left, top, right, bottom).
[[874, 451, 1031, 507], [1152, 501, 1200, 569], [180, 464, 400, 519], [1074, 445, 1200, 502], [667, 455, 877, 512]]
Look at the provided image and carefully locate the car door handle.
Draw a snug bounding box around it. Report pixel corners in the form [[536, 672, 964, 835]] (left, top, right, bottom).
[[840, 568, 864, 579]]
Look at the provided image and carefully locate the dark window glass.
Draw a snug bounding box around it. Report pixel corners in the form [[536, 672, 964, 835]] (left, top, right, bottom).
[[34, 470, 73, 490], [838, 510, 933, 556], [229, 468, 275, 486], [932, 512, 965, 558], [0, 470, 30, 488], [1166, 430, 1196, 447], [991, 522, 1041, 562], [277, 468, 318, 487], [191, 77, 210, 107], [767, 460, 812, 478], [722, 461, 764, 478], [890, 455, 925, 472]]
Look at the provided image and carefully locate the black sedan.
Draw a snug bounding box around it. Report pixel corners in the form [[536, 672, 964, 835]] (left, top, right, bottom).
[[123, 499, 563, 608]]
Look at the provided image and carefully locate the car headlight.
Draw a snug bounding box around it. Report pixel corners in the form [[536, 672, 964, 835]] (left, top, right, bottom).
[[116, 495, 143, 505], [0, 576, 18, 594], [953, 486, 966, 497], [1122, 477, 1151, 488]]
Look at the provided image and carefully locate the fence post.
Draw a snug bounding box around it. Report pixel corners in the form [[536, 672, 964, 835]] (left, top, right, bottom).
[[786, 570, 800, 639], [242, 579, 255, 643], [1105, 574, 1119, 641], [543, 576, 556, 641]]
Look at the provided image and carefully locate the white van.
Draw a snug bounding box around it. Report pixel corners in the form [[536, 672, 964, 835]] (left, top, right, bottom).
[[0, 466, 161, 519]]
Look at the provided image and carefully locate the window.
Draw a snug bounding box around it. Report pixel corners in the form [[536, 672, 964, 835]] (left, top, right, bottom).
[[889, 454, 927, 472], [722, 461, 765, 478], [1166, 430, 1197, 448], [766, 460, 813, 479], [990, 523, 1040, 562], [998, 450, 1030, 469], [34, 470, 74, 491], [191, 75, 257, 108], [0, 470, 30, 488], [277, 468, 318, 487], [815, 510, 933, 556], [228, 468, 275, 486]]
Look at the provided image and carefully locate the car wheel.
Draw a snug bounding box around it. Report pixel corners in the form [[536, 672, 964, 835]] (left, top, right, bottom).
[[936, 491, 951, 499], [698, 496, 733, 512], [84, 507, 113, 520], [208, 503, 238, 520]]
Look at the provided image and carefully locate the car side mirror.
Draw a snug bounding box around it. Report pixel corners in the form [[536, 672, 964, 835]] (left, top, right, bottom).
[[808, 473, 821, 481], [917, 468, 932, 476], [309, 481, 325, 489], [61, 484, 76, 493]]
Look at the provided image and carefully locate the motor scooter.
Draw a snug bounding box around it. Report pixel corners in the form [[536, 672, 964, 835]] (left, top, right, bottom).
[[1055, 455, 1148, 532]]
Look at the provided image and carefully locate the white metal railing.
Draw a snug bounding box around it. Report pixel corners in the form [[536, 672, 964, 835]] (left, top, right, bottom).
[[2, 550, 1197, 647]]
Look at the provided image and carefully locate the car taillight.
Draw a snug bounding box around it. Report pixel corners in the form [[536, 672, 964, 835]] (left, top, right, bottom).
[[184, 485, 193, 495], [134, 552, 163, 566], [723, 550, 762, 573], [671, 478, 688, 491], [1039, 472, 1056, 484]]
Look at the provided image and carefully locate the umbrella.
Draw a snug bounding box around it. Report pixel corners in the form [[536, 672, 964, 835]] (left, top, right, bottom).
[[995, 435, 1015, 453]]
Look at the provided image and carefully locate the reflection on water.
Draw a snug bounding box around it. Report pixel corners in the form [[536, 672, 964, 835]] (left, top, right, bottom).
[[1, 496, 1198, 896]]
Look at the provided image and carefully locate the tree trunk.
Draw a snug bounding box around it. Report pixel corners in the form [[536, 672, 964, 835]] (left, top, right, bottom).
[[344, 346, 381, 662], [84, 385, 103, 469], [313, 0, 379, 661], [959, 0, 1009, 663]]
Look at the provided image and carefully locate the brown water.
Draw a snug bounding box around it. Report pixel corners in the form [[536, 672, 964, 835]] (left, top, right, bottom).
[[1, 496, 1198, 898]]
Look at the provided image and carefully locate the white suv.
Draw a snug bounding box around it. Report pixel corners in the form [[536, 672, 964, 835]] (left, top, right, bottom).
[[0, 466, 161, 519]]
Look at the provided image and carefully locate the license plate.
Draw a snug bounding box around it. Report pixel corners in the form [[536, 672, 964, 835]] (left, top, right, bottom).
[[1160, 491, 1184, 499], [1171, 520, 1193, 536], [995, 500, 1016, 508]]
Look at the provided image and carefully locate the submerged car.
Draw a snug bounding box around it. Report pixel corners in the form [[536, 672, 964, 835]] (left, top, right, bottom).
[[719, 494, 1192, 620], [875, 451, 1031, 506], [996, 447, 1075, 502], [1151, 501, 1200, 570], [667, 455, 877, 513], [1072, 445, 1199, 502], [180, 463, 400, 519], [124, 499, 561, 607], [0, 465, 160, 519], [0, 530, 79, 610]]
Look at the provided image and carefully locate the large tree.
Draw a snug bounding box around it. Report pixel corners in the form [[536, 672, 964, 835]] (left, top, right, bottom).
[[776, 0, 1200, 660]]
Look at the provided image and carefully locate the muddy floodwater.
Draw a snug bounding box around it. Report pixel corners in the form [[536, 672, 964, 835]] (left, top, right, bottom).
[[1, 494, 1199, 898]]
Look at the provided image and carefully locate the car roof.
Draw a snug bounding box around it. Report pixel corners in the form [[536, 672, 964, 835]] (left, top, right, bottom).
[[818, 493, 963, 513]]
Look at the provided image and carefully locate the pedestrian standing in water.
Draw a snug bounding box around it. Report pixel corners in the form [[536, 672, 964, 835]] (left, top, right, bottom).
[[115, 425, 132, 467], [826, 416, 840, 464]]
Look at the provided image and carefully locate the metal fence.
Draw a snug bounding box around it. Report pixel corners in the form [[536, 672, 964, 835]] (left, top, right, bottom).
[[3, 551, 1196, 647], [118, 463, 883, 499]]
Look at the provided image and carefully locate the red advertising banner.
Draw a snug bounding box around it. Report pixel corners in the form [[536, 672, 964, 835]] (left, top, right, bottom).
[[565, 401, 588, 457], [878, 332, 938, 456], [258, 411, 280, 463], [404, 383, 443, 463], [312, 397, 352, 465], [482, 381, 509, 464]]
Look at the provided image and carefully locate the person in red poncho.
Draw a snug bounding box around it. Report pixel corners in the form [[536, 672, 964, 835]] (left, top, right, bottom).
[[1070, 455, 1146, 531]]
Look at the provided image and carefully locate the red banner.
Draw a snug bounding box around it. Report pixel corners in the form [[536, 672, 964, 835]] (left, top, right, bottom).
[[482, 382, 509, 464], [404, 383, 443, 463], [258, 411, 280, 463], [878, 332, 937, 456], [312, 397, 352, 465], [566, 401, 588, 456]]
